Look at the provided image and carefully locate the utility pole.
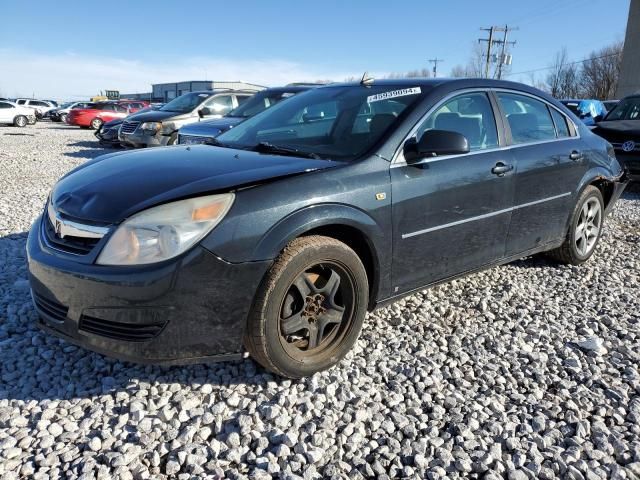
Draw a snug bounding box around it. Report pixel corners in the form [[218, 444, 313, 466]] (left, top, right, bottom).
[[479, 25, 517, 79], [496, 25, 517, 79], [479, 27, 495, 79], [429, 58, 444, 77]]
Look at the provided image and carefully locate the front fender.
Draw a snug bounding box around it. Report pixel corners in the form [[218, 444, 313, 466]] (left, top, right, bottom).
[[252, 203, 391, 301]]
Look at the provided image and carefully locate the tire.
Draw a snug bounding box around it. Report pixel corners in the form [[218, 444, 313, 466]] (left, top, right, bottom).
[[90, 118, 103, 130], [13, 115, 27, 127], [60, 113, 67, 123], [548, 186, 604, 265], [245, 235, 369, 378]]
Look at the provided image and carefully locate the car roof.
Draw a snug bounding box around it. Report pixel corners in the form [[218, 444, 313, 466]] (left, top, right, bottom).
[[261, 86, 314, 94]]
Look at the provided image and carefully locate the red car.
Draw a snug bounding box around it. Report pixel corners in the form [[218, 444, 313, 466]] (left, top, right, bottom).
[[66, 101, 149, 130]]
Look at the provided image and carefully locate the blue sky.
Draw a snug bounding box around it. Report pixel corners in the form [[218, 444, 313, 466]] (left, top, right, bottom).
[[0, 0, 631, 99]]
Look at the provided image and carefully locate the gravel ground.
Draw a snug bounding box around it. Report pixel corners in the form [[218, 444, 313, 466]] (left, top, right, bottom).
[[0, 122, 639, 480]]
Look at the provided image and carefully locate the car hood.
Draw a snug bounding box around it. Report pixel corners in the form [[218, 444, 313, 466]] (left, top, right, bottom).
[[594, 120, 640, 136], [103, 119, 124, 128], [51, 145, 341, 224], [127, 109, 190, 123], [180, 117, 244, 136]]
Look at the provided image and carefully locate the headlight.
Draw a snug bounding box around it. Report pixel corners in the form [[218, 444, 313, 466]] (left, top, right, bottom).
[[97, 193, 234, 266], [140, 122, 161, 133]]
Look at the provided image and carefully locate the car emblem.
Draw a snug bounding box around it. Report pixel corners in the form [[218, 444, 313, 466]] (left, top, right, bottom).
[[622, 140, 636, 152]]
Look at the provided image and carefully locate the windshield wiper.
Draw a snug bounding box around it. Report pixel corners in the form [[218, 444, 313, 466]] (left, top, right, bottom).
[[252, 142, 322, 159], [203, 137, 228, 147]]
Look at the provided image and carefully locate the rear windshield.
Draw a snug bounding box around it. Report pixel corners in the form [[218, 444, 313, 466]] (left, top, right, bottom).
[[216, 85, 427, 161]]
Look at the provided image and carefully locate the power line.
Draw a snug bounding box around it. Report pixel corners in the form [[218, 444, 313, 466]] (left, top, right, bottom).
[[504, 51, 621, 78]]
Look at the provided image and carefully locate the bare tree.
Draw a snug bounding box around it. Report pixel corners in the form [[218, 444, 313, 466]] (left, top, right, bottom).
[[545, 48, 581, 98], [450, 43, 485, 78], [384, 68, 430, 79], [580, 41, 623, 99]]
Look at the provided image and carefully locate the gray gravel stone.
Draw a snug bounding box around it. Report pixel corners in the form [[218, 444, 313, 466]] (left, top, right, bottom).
[[1, 123, 639, 479]]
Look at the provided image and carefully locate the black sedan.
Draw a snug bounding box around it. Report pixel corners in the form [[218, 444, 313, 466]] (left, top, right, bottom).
[[592, 94, 640, 180], [95, 118, 124, 147], [28, 79, 627, 378]]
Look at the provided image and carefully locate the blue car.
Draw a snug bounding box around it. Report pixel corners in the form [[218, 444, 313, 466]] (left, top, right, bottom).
[[561, 99, 607, 126], [177, 85, 314, 145]]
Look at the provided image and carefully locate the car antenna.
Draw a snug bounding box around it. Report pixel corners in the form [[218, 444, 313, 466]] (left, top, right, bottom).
[[360, 72, 375, 87]]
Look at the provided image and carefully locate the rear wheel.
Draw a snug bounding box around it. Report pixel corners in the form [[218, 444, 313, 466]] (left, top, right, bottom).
[[90, 118, 103, 130], [244, 235, 369, 378], [548, 186, 604, 265], [60, 113, 68, 123], [14, 115, 27, 127]]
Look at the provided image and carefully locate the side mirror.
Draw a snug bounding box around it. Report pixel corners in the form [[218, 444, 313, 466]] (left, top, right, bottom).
[[199, 107, 212, 117], [404, 129, 470, 163]]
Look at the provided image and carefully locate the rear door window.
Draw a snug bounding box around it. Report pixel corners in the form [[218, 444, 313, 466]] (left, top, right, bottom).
[[205, 95, 234, 115], [497, 93, 556, 144]]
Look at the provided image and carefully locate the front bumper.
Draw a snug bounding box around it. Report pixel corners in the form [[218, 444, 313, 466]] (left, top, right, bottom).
[[95, 127, 122, 146], [615, 151, 640, 181], [27, 215, 271, 364], [119, 129, 170, 148]]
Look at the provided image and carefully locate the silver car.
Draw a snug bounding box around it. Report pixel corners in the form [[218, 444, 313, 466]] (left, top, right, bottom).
[[118, 90, 255, 147]]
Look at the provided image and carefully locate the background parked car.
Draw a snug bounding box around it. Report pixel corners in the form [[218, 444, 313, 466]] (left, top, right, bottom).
[[561, 99, 607, 126], [95, 104, 163, 147], [49, 102, 91, 123], [0, 100, 37, 127], [592, 93, 640, 181], [66, 101, 148, 129], [14, 99, 57, 119], [119, 90, 255, 147], [178, 85, 314, 145]]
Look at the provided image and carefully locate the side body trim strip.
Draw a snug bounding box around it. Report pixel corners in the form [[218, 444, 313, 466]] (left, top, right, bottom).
[[401, 192, 572, 239]]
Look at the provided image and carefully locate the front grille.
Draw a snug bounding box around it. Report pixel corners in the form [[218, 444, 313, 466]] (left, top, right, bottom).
[[33, 293, 68, 323], [43, 215, 100, 255], [178, 134, 211, 145], [120, 121, 140, 134], [611, 142, 640, 153], [79, 314, 166, 342]]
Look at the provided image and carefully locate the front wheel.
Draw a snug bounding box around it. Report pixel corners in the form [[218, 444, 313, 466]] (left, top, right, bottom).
[[548, 186, 604, 265], [60, 113, 68, 123], [90, 118, 103, 130], [14, 115, 27, 127], [245, 236, 369, 378]]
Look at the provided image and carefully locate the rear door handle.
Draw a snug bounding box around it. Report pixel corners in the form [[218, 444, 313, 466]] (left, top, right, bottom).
[[491, 162, 514, 176], [569, 150, 583, 161]]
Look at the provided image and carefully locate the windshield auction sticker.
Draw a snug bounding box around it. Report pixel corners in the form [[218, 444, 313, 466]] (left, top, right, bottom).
[[367, 87, 421, 103]]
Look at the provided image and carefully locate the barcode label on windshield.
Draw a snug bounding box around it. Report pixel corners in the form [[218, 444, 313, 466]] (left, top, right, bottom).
[[367, 87, 421, 103]]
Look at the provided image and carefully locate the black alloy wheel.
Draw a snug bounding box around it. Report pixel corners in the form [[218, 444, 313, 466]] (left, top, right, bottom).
[[245, 235, 369, 378]]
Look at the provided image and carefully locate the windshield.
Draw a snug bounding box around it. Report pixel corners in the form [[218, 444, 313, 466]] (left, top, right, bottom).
[[160, 92, 211, 113], [604, 97, 640, 121], [216, 85, 426, 160], [228, 90, 302, 118]]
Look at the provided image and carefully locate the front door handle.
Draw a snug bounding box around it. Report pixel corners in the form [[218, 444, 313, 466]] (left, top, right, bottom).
[[569, 150, 583, 161], [491, 162, 514, 176]]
